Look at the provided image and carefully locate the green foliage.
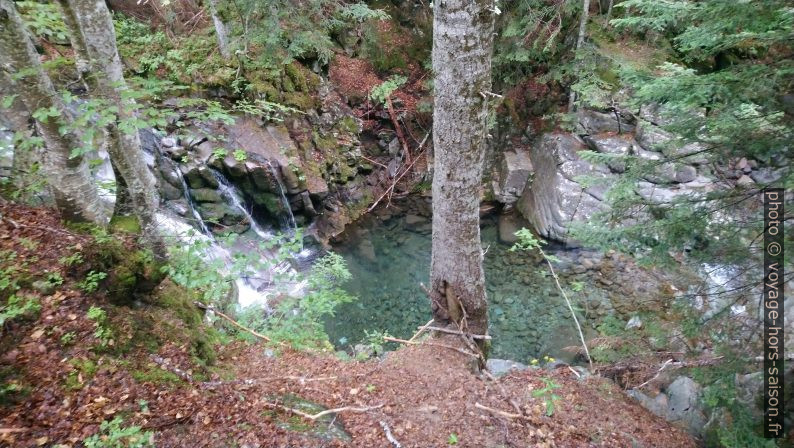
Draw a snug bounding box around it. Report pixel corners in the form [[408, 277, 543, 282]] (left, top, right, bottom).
[[161, 234, 232, 305], [232, 149, 247, 162], [78, 271, 107, 294], [493, 0, 578, 85], [82, 417, 154, 448], [87, 306, 113, 348], [0, 296, 41, 327], [60, 331, 77, 346], [0, 250, 22, 295], [239, 251, 356, 351], [447, 433, 459, 445], [17, 1, 69, 44], [532, 377, 562, 416], [369, 75, 407, 106], [231, 0, 388, 68]]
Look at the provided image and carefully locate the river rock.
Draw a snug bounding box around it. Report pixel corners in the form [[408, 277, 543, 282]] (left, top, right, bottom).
[[674, 165, 697, 183], [161, 137, 177, 148], [665, 376, 707, 437], [736, 174, 755, 187], [190, 188, 223, 203], [404, 214, 427, 225], [576, 110, 635, 135], [585, 134, 633, 155], [498, 212, 527, 244], [516, 133, 610, 245], [486, 359, 528, 377], [750, 167, 784, 185]]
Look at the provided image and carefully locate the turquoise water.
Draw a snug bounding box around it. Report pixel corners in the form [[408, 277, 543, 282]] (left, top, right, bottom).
[[324, 201, 608, 363]]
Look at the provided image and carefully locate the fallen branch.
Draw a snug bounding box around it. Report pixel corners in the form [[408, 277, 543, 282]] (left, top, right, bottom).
[[367, 133, 429, 213], [408, 318, 435, 343], [386, 96, 410, 164], [0, 428, 27, 434], [424, 325, 491, 340], [383, 336, 479, 358], [474, 402, 528, 421], [539, 247, 593, 370], [635, 358, 674, 389], [483, 370, 523, 415], [266, 403, 384, 421], [380, 420, 403, 448], [194, 301, 270, 342]]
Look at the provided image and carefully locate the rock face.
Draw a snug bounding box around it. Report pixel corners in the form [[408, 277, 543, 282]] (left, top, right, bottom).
[[485, 358, 528, 377], [516, 133, 610, 245], [493, 149, 533, 205], [630, 376, 707, 438]]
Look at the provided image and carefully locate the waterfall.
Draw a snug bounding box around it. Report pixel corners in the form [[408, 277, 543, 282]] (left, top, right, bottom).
[[265, 160, 297, 233], [211, 170, 272, 239]]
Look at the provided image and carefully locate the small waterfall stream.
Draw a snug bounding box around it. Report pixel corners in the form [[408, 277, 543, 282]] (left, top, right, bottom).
[[265, 160, 297, 232], [212, 170, 271, 239]]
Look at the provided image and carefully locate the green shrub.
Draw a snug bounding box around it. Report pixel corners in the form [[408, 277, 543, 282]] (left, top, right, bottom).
[[82, 417, 154, 448]]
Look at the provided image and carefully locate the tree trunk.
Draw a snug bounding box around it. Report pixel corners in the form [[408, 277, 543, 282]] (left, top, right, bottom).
[[568, 0, 591, 112], [0, 71, 40, 203], [606, 0, 614, 24], [207, 0, 230, 59], [0, 0, 106, 224], [65, 0, 164, 255], [429, 0, 495, 338], [56, 0, 91, 84]]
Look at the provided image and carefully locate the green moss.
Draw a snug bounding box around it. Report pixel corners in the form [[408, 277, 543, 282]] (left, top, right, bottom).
[[282, 92, 318, 111], [132, 365, 183, 386], [65, 358, 99, 390], [151, 279, 218, 365], [338, 116, 360, 134], [109, 215, 141, 234]]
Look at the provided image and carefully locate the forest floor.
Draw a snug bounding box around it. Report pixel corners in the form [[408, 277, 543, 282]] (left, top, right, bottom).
[[0, 203, 696, 448]]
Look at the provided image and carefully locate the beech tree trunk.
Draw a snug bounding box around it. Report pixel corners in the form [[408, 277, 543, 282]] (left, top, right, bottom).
[[429, 0, 495, 338], [207, 0, 230, 59], [65, 0, 164, 254], [0, 0, 106, 224], [0, 71, 39, 203], [568, 0, 591, 112]]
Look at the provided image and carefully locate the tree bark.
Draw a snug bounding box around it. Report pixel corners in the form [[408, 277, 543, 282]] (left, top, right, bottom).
[[207, 0, 230, 59], [568, 0, 591, 112], [429, 0, 495, 338], [65, 0, 164, 255], [0, 71, 40, 203], [0, 0, 106, 224], [56, 0, 91, 84]]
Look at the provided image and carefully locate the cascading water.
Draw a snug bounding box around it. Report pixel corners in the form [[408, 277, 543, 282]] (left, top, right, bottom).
[[211, 170, 271, 239], [265, 160, 297, 232]]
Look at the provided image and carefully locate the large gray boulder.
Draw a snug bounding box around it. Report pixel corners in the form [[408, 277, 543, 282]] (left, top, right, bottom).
[[517, 134, 610, 245], [493, 149, 533, 204]]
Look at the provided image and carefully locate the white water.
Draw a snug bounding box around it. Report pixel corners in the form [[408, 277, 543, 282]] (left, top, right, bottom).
[[93, 150, 311, 310]]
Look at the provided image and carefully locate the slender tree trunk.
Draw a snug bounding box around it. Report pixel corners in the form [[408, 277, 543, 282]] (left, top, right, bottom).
[[0, 0, 106, 224], [57, 0, 131, 216], [0, 71, 40, 203], [65, 0, 164, 255], [429, 0, 495, 338], [207, 0, 230, 59], [606, 0, 614, 24], [56, 0, 91, 84], [568, 0, 591, 112]]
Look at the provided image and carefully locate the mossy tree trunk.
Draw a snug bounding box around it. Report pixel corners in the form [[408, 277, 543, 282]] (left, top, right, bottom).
[[0, 0, 107, 224], [429, 0, 495, 339], [64, 0, 165, 256]]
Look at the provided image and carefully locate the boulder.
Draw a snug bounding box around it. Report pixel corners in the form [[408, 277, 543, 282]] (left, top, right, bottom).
[[576, 110, 635, 135], [750, 167, 784, 185], [497, 212, 527, 245], [665, 376, 707, 437], [190, 188, 223, 203], [585, 135, 633, 155], [183, 164, 206, 189], [516, 134, 610, 245], [486, 359, 528, 377], [493, 149, 533, 204], [674, 165, 698, 183]]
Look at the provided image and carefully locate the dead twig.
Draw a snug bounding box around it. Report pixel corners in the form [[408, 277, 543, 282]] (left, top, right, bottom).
[[635, 358, 674, 389], [483, 370, 523, 415], [194, 301, 270, 342], [266, 403, 384, 421], [474, 402, 529, 421], [408, 318, 435, 343], [367, 132, 429, 213], [383, 336, 479, 358], [424, 325, 491, 340], [380, 420, 403, 448]]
